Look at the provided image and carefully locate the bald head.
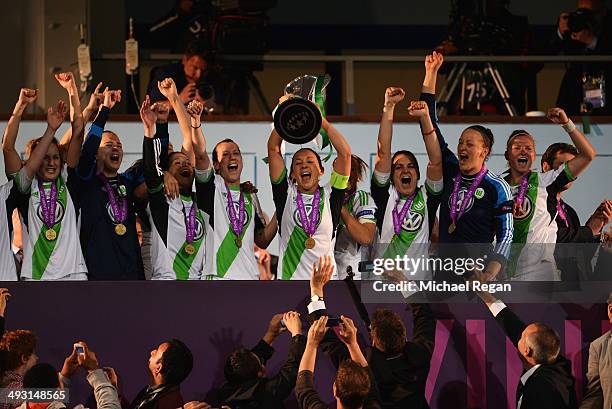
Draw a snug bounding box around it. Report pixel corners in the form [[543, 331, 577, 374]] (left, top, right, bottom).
[[523, 323, 561, 364]]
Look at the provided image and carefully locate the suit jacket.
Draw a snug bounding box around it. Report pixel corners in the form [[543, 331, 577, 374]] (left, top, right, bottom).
[[308, 303, 435, 409], [129, 384, 183, 409], [580, 330, 612, 409], [495, 307, 577, 409], [215, 335, 307, 409]]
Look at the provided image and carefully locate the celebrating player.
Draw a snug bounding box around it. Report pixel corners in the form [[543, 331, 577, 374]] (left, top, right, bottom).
[[4, 73, 88, 280], [267, 114, 352, 280], [141, 95, 209, 280], [70, 85, 145, 280], [370, 86, 443, 280], [161, 77, 276, 279], [420, 51, 514, 282], [503, 109, 596, 280]]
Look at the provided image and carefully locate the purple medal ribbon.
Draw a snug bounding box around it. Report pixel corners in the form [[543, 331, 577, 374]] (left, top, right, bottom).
[[98, 173, 127, 223], [515, 171, 531, 208], [296, 188, 321, 237], [392, 190, 417, 236], [556, 200, 569, 228], [226, 185, 246, 238], [182, 200, 197, 243], [38, 179, 57, 228], [450, 166, 488, 226]]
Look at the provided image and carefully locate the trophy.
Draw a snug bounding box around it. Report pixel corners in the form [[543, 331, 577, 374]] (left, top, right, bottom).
[[273, 75, 330, 144]]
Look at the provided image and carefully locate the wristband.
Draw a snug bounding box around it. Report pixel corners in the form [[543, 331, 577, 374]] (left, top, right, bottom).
[[383, 104, 395, 113], [191, 123, 201, 129], [422, 128, 436, 137], [561, 119, 576, 133]]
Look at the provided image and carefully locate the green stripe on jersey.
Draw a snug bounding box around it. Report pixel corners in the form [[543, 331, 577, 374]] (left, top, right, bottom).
[[32, 177, 67, 280], [216, 193, 254, 278], [172, 211, 205, 280], [282, 187, 325, 280]]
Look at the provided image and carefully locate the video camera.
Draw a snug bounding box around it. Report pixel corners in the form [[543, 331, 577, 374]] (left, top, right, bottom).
[[566, 8, 596, 36]]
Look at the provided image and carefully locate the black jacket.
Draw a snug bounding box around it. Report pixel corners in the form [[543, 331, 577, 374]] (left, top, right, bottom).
[[554, 199, 599, 281], [129, 384, 184, 409], [495, 307, 577, 409], [216, 335, 306, 409], [308, 303, 435, 409]]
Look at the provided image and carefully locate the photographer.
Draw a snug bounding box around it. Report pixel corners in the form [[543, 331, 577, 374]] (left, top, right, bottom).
[[15, 342, 121, 409], [306, 257, 434, 409], [554, 0, 612, 115], [216, 312, 306, 408], [146, 42, 224, 113]]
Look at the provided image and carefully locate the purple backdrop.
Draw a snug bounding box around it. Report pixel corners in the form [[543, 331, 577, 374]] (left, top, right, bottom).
[[2, 282, 608, 409]]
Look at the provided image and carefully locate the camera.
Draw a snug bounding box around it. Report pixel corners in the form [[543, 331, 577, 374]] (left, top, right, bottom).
[[195, 82, 214, 100], [567, 8, 595, 35]]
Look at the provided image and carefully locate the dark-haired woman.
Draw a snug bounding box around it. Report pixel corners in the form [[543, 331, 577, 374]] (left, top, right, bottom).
[[334, 154, 377, 279], [421, 52, 514, 282], [371, 87, 443, 280], [267, 115, 352, 280]]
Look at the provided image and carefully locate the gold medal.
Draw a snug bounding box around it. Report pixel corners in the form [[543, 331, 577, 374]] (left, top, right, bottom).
[[448, 223, 456, 234], [185, 244, 196, 255], [304, 237, 316, 249], [115, 223, 127, 236], [235, 238, 242, 248], [45, 229, 57, 241]]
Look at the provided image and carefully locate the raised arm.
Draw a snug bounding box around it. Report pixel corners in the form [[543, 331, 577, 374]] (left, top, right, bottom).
[[337, 316, 368, 366], [3, 88, 37, 176], [324, 119, 351, 176], [267, 127, 285, 181], [299, 316, 327, 373], [420, 52, 458, 172], [186, 100, 210, 171], [408, 101, 443, 182], [54, 73, 85, 168], [21, 101, 67, 182], [58, 82, 103, 153], [547, 107, 597, 179], [374, 87, 405, 174], [140, 96, 163, 188], [158, 78, 196, 164], [422, 51, 443, 94]]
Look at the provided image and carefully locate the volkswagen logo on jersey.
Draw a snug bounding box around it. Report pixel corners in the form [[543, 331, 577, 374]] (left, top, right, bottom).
[[36, 200, 66, 224], [401, 210, 424, 232], [447, 188, 475, 214], [513, 195, 533, 220], [193, 216, 205, 241], [293, 202, 321, 229]]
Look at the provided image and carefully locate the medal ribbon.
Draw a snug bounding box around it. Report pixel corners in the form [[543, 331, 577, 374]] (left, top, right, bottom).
[[296, 188, 321, 237], [38, 179, 57, 228], [450, 166, 487, 226], [98, 173, 127, 223], [515, 171, 531, 208], [225, 185, 245, 239], [557, 200, 569, 228], [392, 190, 417, 236], [181, 199, 197, 244]]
